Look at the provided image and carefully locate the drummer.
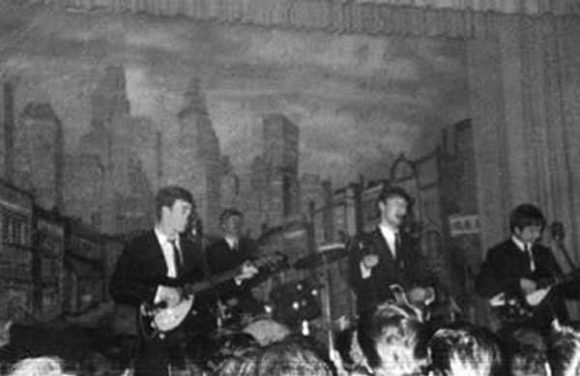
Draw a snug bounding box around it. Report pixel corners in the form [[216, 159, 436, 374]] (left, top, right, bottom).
[[206, 208, 261, 326]]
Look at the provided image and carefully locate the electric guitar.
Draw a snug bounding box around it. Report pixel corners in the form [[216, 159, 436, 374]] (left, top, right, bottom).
[[488, 268, 580, 324], [140, 253, 288, 335]]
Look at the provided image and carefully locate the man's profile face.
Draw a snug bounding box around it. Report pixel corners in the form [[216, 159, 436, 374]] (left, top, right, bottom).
[[514, 225, 542, 244], [222, 215, 243, 238], [379, 196, 408, 229], [163, 199, 193, 234]]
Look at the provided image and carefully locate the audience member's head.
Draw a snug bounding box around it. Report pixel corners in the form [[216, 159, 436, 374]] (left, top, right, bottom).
[[213, 338, 333, 376], [8, 357, 74, 376], [507, 327, 548, 376], [547, 322, 580, 376], [427, 324, 502, 376], [371, 302, 427, 376]]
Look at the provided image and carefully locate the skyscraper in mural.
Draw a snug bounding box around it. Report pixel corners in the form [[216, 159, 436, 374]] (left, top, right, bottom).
[[248, 114, 300, 230], [13, 102, 64, 210], [67, 65, 155, 233], [165, 77, 222, 235], [263, 114, 300, 223]]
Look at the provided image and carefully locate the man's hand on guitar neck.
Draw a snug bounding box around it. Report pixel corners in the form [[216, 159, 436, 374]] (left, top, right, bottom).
[[234, 260, 259, 285], [520, 278, 538, 295]]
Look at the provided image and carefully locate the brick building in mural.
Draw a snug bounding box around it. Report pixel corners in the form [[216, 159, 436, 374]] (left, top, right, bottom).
[[0, 181, 34, 322], [33, 207, 65, 316]]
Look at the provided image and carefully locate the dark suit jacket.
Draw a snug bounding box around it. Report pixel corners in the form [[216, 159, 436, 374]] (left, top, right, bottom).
[[349, 228, 435, 313], [475, 239, 563, 299], [110, 230, 204, 307], [205, 237, 257, 301], [475, 238, 569, 331]]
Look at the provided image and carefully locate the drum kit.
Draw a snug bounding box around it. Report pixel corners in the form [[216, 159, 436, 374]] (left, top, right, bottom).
[[209, 241, 350, 357]]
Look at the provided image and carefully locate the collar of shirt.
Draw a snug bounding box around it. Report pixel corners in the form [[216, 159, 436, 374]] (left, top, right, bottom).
[[224, 235, 239, 250], [155, 228, 179, 249], [154, 227, 179, 278], [378, 223, 398, 255], [511, 235, 531, 252]]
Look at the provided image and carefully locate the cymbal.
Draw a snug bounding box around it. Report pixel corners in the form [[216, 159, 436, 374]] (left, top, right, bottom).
[[293, 243, 347, 270]]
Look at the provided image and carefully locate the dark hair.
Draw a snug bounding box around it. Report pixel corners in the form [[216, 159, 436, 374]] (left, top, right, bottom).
[[509, 204, 546, 233], [220, 208, 244, 224], [505, 327, 547, 376], [377, 186, 412, 207], [154, 186, 194, 220]]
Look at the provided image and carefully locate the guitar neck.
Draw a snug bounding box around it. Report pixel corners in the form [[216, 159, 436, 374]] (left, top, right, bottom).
[[186, 257, 275, 295], [537, 268, 580, 289]]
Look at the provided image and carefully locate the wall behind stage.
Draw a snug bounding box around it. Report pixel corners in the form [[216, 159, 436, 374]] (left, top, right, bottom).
[[0, 1, 469, 237], [2, 1, 580, 266]]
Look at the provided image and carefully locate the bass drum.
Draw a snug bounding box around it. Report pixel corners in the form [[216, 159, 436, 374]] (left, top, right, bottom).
[[241, 316, 291, 346]]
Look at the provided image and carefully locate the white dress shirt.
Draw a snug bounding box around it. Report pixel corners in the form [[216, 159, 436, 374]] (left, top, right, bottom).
[[512, 235, 536, 272], [153, 228, 181, 303], [360, 224, 399, 279]]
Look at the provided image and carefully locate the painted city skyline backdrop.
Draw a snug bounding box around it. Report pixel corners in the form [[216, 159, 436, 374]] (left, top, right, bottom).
[[0, 6, 468, 186]]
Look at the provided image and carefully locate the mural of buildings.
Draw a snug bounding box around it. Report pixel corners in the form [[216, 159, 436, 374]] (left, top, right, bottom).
[[64, 220, 107, 313], [299, 173, 328, 245], [33, 207, 65, 316], [0, 179, 125, 321], [0, 180, 34, 322], [66, 66, 156, 234], [63, 154, 106, 229], [13, 102, 64, 211], [1, 81, 16, 182], [220, 156, 240, 211], [247, 114, 301, 233], [438, 119, 482, 322], [166, 77, 223, 235]]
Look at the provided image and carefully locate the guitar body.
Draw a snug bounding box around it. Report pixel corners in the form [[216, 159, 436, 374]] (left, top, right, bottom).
[[140, 296, 194, 336], [153, 296, 194, 332], [488, 269, 580, 327], [139, 253, 288, 335]]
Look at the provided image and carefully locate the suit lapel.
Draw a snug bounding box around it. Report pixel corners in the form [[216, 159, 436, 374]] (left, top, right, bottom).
[[507, 239, 529, 274], [145, 230, 168, 277], [372, 228, 395, 262]]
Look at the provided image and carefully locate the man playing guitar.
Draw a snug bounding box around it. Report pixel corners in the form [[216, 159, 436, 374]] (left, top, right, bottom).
[[348, 186, 437, 368], [206, 208, 260, 328], [476, 204, 580, 335], [110, 186, 205, 376]]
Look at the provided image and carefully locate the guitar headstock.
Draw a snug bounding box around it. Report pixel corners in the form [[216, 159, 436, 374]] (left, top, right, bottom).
[[550, 221, 565, 243]]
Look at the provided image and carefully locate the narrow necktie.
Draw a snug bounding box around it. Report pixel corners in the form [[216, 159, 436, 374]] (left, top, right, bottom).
[[525, 244, 535, 272], [169, 238, 182, 275], [393, 233, 401, 259]]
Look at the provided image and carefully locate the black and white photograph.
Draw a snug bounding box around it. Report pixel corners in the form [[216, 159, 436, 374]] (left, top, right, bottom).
[[1, 1, 580, 375]]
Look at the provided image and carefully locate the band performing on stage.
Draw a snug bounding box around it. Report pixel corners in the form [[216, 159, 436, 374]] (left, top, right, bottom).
[[103, 184, 580, 376]]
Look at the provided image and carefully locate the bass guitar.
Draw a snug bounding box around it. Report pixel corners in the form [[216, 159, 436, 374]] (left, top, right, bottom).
[[140, 252, 288, 335]]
